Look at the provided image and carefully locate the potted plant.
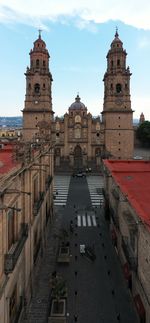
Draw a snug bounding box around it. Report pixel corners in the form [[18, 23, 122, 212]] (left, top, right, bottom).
[[49, 274, 67, 322]]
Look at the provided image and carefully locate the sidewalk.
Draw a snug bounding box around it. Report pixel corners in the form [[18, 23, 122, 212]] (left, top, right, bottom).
[[21, 208, 64, 323]]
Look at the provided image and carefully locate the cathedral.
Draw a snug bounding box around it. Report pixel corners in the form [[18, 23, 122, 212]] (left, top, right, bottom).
[[23, 30, 134, 168]]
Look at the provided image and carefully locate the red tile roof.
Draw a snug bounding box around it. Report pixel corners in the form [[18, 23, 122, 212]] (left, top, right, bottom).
[[104, 160, 150, 229], [0, 144, 18, 175]]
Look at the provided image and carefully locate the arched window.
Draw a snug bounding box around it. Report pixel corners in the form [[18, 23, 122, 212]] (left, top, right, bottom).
[[116, 83, 122, 93], [34, 83, 40, 94], [36, 59, 39, 67], [111, 60, 113, 67], [43, 60, 46, 67], [117, 59, 120, 66]]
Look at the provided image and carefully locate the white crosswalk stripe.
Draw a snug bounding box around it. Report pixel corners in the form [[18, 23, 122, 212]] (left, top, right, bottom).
[[87, 175, 104, 207], [53, 175, 71, 206], [77, 214, 97, 227]]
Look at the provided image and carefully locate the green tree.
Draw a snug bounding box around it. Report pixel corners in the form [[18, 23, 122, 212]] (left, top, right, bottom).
[[136, 121, 150, 146]]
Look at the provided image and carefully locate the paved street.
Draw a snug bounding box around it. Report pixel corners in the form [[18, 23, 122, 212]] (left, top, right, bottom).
[[21, 174, 138, 323]]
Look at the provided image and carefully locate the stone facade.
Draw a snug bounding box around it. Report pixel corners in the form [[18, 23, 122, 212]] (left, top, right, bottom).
[[102, 30, 134, 159], [54, 94, 103, 169], [22, 31, 54, 142], [0, 142, 54, 323], [103, 160, 150, 323], [54, 30, 134, 169]]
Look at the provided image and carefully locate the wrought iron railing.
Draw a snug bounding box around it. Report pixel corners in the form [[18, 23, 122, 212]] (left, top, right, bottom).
[[4, 224, 28, 274], [122, 237, 137, 271], [45, 175, 53, 190]]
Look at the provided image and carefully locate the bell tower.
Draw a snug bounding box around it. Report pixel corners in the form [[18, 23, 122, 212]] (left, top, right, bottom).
[[22, 31, 54, 141], [102, 29, 134, 159]]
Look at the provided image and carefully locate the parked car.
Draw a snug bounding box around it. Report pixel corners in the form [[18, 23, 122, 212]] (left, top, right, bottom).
[[72, 172, 86, 178], [133, 156, 143, 160]]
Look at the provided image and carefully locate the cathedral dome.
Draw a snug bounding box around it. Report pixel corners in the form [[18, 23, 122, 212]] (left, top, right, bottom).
[[69, 95, 86, 110], [111, 29, 123, 49]]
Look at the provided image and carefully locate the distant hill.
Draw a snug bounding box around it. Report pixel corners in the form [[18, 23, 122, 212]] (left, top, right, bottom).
[[0, 116, 139, 128], [0, 117, 22, 127]]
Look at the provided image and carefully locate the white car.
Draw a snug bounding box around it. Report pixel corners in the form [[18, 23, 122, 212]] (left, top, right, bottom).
[[133, 156, 143, 160]]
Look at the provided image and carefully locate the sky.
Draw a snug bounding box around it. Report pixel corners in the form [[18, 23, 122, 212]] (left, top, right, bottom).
[[0, 1, 150, 120]]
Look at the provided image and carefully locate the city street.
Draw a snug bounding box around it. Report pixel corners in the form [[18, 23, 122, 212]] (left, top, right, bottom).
[[22, 174, 138, 323]]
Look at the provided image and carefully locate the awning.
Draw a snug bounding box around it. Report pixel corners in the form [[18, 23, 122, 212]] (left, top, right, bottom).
[[134, 294, 146, 318], [123, 262, 131, 280]]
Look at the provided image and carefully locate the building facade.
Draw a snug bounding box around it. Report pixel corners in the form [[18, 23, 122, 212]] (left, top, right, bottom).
[[103, 160, 150, 323], [22, 31, 54, 142], [0, 142, 54, 323], [102, 29, 134, 159], [55, 94, 103, 169], [0, 32, 54, 323], [54, 30, 134, 169]]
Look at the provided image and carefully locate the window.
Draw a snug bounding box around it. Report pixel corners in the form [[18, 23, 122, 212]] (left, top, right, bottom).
[[75, 115, 81, 123], [110, 83, 113, 90], [43, 60, 46, 67], [36, 59, 39, 67], [8, 209, 15, 250], [117, 59, 120, 66], [116, 83, 122, 93], [43, 83, 45, 89], [33, 177, 38, 203], [111, 60, 113, 67], [97, 133, 100, 137], [34, 83, 40, 94], [118, 116, 120, 119], [56, 133, 59, 137], [28, 83, 31, 90]]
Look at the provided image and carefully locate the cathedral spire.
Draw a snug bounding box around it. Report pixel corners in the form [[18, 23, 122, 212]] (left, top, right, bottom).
[[115, 26, 119, 38], [38, 28, 42, 39]]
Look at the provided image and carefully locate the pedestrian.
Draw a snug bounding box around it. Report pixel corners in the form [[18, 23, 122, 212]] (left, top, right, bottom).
[[117, 313, 120, 321], [111, 289, 115, 296], [70, 221, 74, 233], [74, 314, 78, 321]]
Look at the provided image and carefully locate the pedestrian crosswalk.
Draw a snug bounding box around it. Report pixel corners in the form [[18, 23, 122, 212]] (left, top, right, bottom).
[[53, 175, 71, 206], [87, 175, 104, 207], [77, 213, 97, 227]]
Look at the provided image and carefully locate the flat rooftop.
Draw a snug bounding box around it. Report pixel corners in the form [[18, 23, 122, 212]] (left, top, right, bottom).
[[103, 160, 150, 229]]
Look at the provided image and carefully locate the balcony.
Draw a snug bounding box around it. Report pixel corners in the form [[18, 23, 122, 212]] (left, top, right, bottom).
[[109, 206, 119, 228], [111, 187, 119, 200], [4, 223, 28, 274], [122, 237, 137, 271], [45, 175, 53, 190]]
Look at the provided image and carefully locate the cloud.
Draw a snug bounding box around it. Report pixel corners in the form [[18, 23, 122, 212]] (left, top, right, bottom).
[[1, 0, 150, 30], [138, 37, 150, 49]]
